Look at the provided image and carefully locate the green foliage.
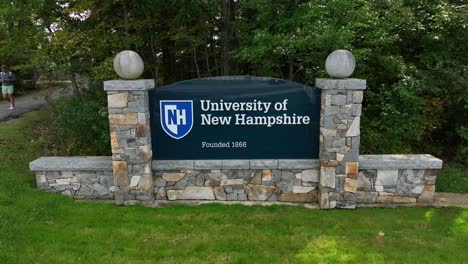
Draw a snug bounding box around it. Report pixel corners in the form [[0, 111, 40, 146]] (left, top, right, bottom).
[[52, 93, 110, 156], [456, 126, 468, 164], [235, 0, 467, 159], [436, 163, 468, 193], [361, 76, 425, 154], [0, 0, 465, 160]]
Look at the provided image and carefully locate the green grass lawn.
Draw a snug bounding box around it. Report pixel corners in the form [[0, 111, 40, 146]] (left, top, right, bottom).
[[0, 111, 467, 264]]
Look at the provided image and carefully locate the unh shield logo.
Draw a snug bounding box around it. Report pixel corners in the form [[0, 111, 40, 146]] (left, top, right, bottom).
[[160, 100, 194, 139]]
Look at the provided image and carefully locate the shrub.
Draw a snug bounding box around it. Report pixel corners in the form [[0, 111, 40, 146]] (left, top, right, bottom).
[[52, 91, 110, 156]]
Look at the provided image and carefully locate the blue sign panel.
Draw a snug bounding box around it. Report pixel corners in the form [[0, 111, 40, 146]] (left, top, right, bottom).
[[149, 76, 320, 160]]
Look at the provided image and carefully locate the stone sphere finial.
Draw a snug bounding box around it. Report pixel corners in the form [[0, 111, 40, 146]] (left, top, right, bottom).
[[325, 50, 355, 79], [113, 50, 144, 79]]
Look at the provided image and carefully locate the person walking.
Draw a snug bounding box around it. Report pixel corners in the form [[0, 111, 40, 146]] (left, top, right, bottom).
[[0, 65, 16, 110]]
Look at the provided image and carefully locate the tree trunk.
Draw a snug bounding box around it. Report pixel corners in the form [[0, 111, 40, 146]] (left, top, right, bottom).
[[193, 46, 201, 78], [204, 41, 211, 75], [122, 0, 129, 33], [289, 59, 294, 80], [69, 73, 80, 95], [222, 0, 237, 75]]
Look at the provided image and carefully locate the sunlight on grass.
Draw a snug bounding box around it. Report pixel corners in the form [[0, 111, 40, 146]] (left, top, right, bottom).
[[449, 210, 468, 238], [294, 235, 384, 264], [424, 208, 435, 223]]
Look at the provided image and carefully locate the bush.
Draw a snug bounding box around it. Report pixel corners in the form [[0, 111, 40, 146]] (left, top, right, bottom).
[[51, 90, 110, 156]]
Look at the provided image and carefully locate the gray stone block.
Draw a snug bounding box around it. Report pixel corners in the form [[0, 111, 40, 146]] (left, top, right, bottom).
[[167, 187, 215, 200], [156, 188, 166, 200], [315, 78, 366, 90], [196, 174, 205, 186], [376, 170, 399, 186], [238, 193, 247, 201], [114, 189, 125, 205], [173, 178, 188, 190], [224, 186, 233, 194], [355, 191, 378, 204], [396, 182, 412, 196], [352, 91, 363, 103], [324, 106, 339, 116], [232, 185, 245, 193], [351, 104, 362, 116], [281, 171, 295, 181], [320, 167, 336, 189], [222, 160, 250, 169], [154, 177, 167, 187], [340, 104, 352, 115], [30, 157, 112, 171], [250, 160, 278, 169], [152, 160, 194, 170], [332, 138, 345, 148], [108, 109, 123, 114], [104, 79, 155, 91], [359, 154, 443, 170], [135, 190, 154, 201], [277, 160, 319, 170], [76, 185, 94, 196], [344, 147, 359, 162], [226, 193, 238, 201], [345, 117, 360, 137], [323, 116, 335, 128], [331, 95, 347, 105], [251, 173, 262, 185], [92, 183, 111, 196], [194, 160, 222, 170], [213, 186, 226, 200], [356, 172, 373, 191], [301, 169, 319, 182]]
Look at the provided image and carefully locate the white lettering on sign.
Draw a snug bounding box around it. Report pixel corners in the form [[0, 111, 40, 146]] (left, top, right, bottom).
[[199, 99, 311, 127], [200, 99, 271, 113]]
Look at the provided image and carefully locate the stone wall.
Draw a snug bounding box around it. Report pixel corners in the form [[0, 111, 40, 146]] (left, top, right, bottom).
[[151, 160, 319, 203], [355, 155, 442, 206], [29, 155, 442, 206], [30, 157, 114, 199]]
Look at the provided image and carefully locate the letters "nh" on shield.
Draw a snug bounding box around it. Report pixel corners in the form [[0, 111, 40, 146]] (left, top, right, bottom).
[[160, 100, 193, 139]]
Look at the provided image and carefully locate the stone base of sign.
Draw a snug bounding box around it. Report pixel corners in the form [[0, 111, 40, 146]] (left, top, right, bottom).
[[30, 155, 441, 207]]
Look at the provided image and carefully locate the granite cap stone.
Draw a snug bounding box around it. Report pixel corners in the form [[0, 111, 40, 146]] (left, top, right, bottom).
[[315, 78, 366, 90], [359, 154, 443, 170], [152, 159, 319, 170], [29, 156, 112, 171], [104, 79, 155, 91]]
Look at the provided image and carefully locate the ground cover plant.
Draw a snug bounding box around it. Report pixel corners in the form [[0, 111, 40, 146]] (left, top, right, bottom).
[[0, 111, 467, 264]]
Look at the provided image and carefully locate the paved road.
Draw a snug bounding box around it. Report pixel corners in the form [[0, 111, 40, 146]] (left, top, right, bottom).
[[0, 87, 70, 122]]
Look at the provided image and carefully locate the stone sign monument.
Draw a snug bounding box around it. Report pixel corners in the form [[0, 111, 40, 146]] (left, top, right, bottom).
[[29, 49, 443, 209]]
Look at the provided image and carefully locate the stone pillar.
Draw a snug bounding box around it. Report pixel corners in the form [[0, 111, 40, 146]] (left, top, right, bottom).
[[104, 79, 155, 205], [316, 78, 366, 209]]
